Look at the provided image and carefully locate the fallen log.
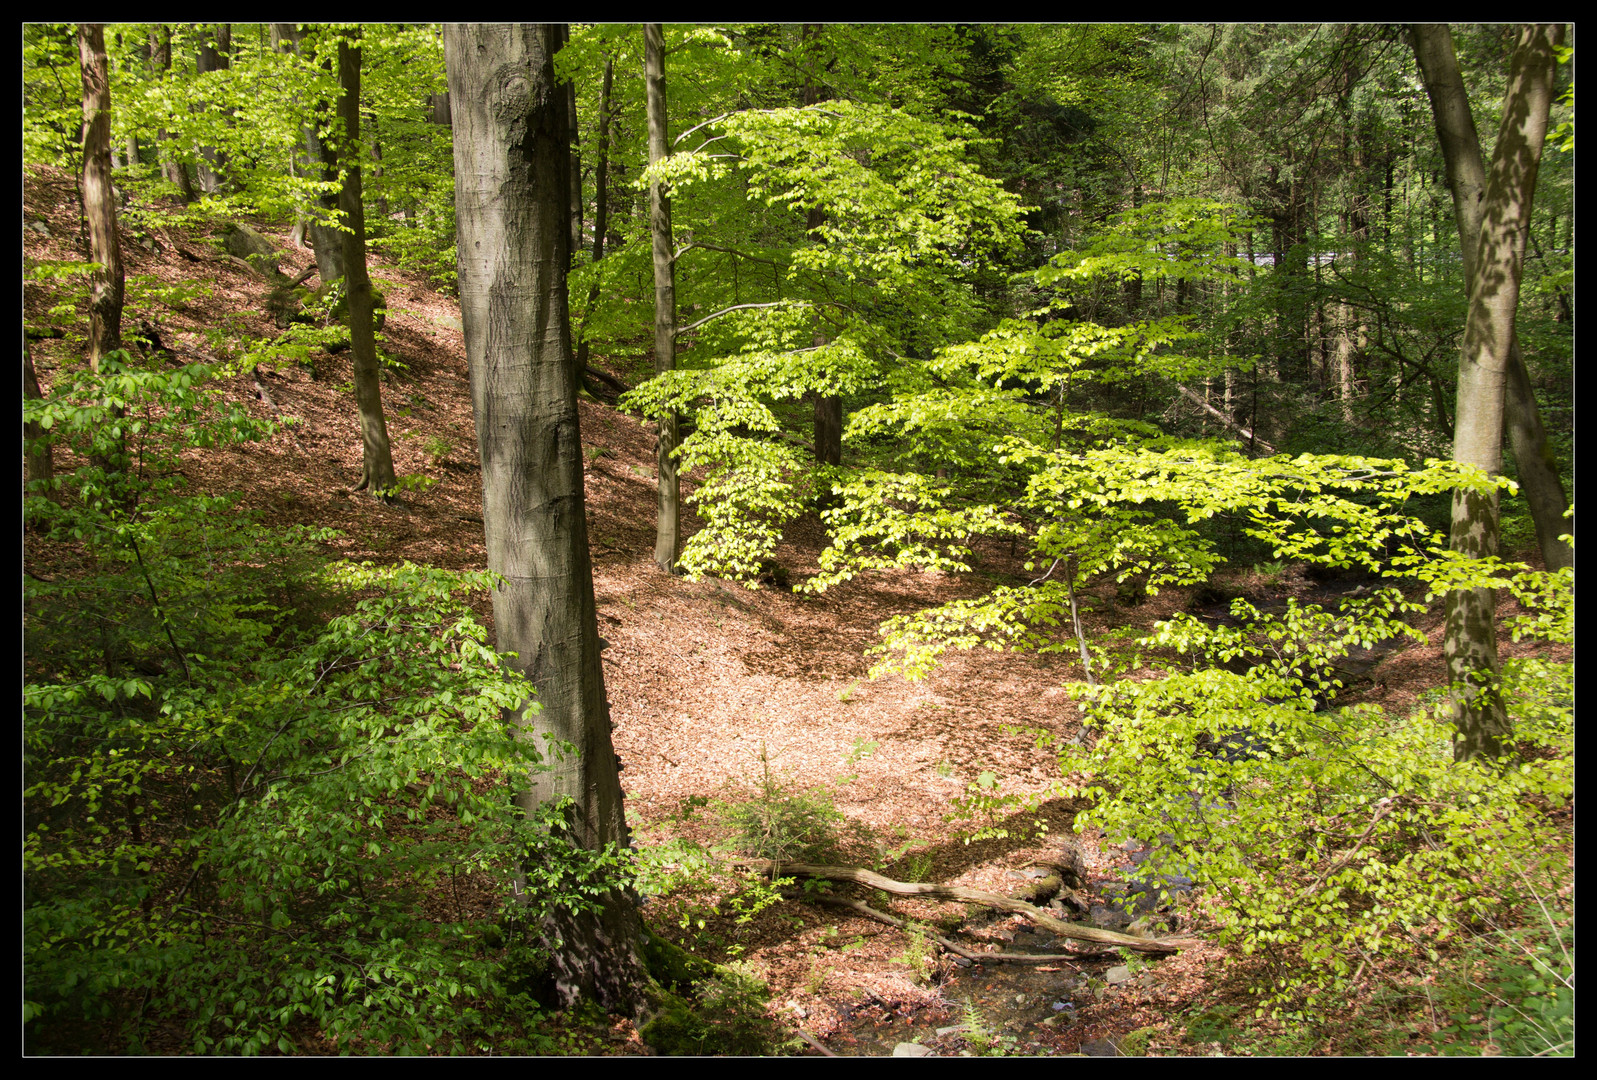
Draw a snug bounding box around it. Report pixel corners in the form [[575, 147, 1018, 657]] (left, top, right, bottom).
[[735, 858, 1196, 954], [814, 895, 1083, 968]]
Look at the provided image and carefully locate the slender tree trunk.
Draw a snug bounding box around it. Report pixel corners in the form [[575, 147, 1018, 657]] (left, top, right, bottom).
[[801, 26, 843, 471], [336, 32, 396, 499], [444, 22, 645, 1016], [1434, 24, 1561, 761], [283, 25, 346, 287], [79, 24, 123, 373], [1412, 23, 1572, 572], [645, 23, 681, 573], [575, 54, 614, 379], [150, 26, 198, 203], [24, 337, 54, 501], [195, 25, 231, 194]]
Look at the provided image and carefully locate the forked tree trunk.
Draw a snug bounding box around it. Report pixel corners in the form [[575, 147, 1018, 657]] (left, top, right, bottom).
[[336, 32, 396, 499], [1431, 24, 1561, 761], [444, 22, 646, 1016], [195, 25, 231, 194], [645, 23, 681, 573], [1412, 23, 1572, 573]]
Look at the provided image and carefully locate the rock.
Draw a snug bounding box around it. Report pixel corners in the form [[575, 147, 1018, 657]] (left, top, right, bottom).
[[223, 222, 281, 278], [1079, 1038, 1120, 1056], [892, 1042, 934, 1057], [25, 218, 51, 236], [1105, 965, 1134, 985]]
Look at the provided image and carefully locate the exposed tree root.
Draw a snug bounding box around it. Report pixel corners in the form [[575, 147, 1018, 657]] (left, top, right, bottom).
[[736, 858, 1197, 954]]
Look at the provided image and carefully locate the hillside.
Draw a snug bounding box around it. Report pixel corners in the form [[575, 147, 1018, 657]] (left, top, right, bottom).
[[24, 164, 1573, 1057]]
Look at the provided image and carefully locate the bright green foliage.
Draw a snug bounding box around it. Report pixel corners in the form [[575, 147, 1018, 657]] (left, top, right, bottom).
[[621, 93, 1028, 584], [23, 348, 626, 1054], [1052, 578, 1572, 1014]]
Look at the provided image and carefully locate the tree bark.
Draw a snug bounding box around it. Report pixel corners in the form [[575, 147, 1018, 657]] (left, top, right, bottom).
[[281, 25, 346, 287], [1432, 24, 1561, 761], [574, 54, 614, 380], [336, 32, 396, 499], [149, 26, 198, 203], [1411, 24, 1572, 573], [195, 25, 231, 194], [79, 24, 123, 372], [645, 23, 681, 573], [444, 22, 645, 1016]]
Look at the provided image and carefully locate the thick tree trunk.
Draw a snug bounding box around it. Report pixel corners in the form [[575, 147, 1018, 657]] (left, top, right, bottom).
[[444, 22, 645, 1016], [336, 33, 396, 499], [281, 25, 347, 287], [645, 23, 681, 573], [1412, 24, 1572, 573], [1433, 24, 1560, 761], [79, 24, 123, 372]]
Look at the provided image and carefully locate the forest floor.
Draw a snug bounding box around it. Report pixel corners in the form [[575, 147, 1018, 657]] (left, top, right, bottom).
[[24, 166, 1573, 1057]]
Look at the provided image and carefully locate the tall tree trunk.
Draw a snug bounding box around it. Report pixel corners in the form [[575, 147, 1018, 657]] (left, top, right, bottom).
[[79, 24, 123, 373], [645, 22, 681, 573], [150, 26, 198, 203], [195, 25, 231, 194], [559, 25, 584, 265], [336, 31, 396, 499], [801, 25, 843, 471], [574, 54, 614, 379], [444, 22, 645, 1016], [282, 25, 346, 287], [1412, 23, 1572, 572], [1433, 24, 1560, 761]]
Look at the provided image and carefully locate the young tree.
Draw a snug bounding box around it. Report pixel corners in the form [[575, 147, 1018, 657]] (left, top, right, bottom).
[[1411, 24, 1573, 574], [444, 22, 646, 1015], [79, 23, 124, 373], [645, 23, 681, 572], [1436, 24, 1563, 761], [335, 30, 397, 498]]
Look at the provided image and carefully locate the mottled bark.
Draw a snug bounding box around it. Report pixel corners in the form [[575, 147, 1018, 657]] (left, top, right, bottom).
[[645, 23, 681, 573], [1433, 24, 1561, 761], [336, 32, 396, 499], [1412, 23, 1572, 573], [444, 22, 645, 1016], [79, 24, 123, 371]]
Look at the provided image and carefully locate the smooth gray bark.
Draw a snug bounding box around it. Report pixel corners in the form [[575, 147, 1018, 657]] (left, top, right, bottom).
[[1411, 24, 1572, 573], [150, 26, 197, 203], [444, 22, 645, 1016], [335, 32, 396, 498], [574, 54, 614, 381], [1432, 24, 1561, 761], [645, 23, 681, 572]]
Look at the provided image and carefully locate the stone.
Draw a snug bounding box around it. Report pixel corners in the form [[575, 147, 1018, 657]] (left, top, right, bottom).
[[1105, 965, 1134, 985], [223, 222, 281, 278], [892, 1042, 934, 1057], [1079, 1038, 1120, 1056]]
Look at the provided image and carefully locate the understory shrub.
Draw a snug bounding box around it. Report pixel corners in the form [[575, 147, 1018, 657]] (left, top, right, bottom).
[[1053, 572, 1573, 1016]]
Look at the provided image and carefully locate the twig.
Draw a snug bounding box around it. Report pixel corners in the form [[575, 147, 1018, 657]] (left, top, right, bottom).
[[793, 1028, 837, 1057]]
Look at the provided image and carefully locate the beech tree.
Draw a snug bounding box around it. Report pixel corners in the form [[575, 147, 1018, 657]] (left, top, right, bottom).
[[334, 29, 397, 498], [1411, 24, 1572, 575], [1434, 24, 1562, 761], [644, 23, 681, 572], [443, 22, 646, 1015]]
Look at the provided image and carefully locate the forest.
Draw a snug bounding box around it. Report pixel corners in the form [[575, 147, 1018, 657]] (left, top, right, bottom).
[[22, 23, 1572, 1056]]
